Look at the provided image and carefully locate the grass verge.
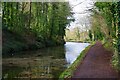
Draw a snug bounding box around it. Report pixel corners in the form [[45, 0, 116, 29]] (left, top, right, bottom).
[[102, 40, 120, 71], [59, 43, 95, 79]]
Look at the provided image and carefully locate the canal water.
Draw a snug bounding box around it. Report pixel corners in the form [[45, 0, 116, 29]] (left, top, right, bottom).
[[2, 42, 89, 78], [65, 42, 89, 66]]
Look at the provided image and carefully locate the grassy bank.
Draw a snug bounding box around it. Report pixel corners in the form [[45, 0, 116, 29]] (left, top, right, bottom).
[[59, 43, 94, 79]]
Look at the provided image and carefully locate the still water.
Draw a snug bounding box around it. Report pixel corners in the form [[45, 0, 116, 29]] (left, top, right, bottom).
[[2, 42, 89, 78], [65, 42, 90, 65]]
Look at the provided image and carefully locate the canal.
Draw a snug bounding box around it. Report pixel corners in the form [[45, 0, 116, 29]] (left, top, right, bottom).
[[2, 42, 89, 78]]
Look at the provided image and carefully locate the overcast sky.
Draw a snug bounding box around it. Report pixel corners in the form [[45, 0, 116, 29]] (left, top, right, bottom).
[[68, 0, 94, 31]]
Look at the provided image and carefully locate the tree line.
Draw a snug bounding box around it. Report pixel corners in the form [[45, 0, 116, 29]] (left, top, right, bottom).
[[2, 2, 73, 46], [88, 2, 120, 71]]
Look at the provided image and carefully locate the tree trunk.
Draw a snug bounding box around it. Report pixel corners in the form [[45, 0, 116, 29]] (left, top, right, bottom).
[[28, 2, 31, 29], [49, 3, 55, 39]]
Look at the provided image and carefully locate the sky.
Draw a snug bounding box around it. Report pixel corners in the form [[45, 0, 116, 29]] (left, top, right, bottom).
[[0, 1, 95, 30], [68, 0, 94, 31]]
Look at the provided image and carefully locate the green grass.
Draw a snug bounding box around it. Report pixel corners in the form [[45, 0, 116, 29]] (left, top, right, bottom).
[[59, 43, 94, 79]]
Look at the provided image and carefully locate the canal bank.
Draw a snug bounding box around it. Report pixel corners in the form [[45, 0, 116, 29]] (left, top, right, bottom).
[[2, 42, 90, 79], [59, 43, 93, 79], [2, 29, 65, 56]]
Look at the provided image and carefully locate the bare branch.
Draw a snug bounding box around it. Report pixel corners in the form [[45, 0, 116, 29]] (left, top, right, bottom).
[[71, 1, 85, 8]]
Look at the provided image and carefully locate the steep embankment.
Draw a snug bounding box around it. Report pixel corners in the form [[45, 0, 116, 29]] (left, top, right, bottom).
[[2, 29, 44, 56], [2, 28, 66, 57]]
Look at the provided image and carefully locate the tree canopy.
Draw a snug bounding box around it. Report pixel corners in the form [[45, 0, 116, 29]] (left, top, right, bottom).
[[2, 2, 73, 45], [89, 2, 120, 70]]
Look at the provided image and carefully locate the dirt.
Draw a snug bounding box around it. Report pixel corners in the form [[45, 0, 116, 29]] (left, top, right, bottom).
[[72, 41, 119, 79]]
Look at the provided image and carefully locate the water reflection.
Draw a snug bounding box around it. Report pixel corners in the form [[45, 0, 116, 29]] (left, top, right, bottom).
[[65, 42, 89, 66], [2, 42, 89, 78]]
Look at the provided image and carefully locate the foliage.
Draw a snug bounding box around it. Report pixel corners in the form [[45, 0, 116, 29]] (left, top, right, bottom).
[[65, 28, 89, 42], [91, 2, 120, 71], [2, 2, 72, 44], [2, 2, 73, 53], [117, 1, 120, 71]]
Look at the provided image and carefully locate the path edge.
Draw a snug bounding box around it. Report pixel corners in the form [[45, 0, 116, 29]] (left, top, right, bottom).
[[59, 42, 95, 79]]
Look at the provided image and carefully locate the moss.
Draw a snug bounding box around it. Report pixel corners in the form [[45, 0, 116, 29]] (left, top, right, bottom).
[[59, 43, 94, 79], [112, 51, 120, 71]]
